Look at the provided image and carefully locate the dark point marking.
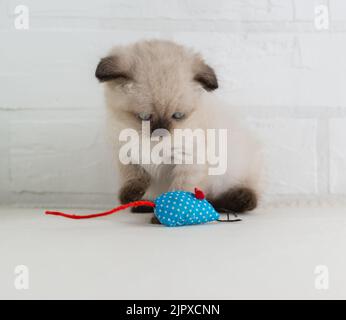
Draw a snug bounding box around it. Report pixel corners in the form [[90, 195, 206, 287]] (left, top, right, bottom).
[[194, 63, 218, 91], [150, 215, 161, 224], [208, 187, 258, 213], [119, 179, 149, 204], [95, 56, 131, 82], [131, 205, 154, 213], [150, 116, 171, 133]]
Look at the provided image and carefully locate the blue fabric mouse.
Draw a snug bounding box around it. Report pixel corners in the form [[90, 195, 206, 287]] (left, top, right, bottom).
[[154, 189, 219, 227]]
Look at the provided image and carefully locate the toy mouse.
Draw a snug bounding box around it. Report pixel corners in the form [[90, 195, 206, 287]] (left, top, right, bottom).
[[45, 188, 241, 227]]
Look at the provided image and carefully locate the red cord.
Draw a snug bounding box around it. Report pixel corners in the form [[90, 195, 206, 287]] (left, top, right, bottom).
[[45, 200, 156, 220]]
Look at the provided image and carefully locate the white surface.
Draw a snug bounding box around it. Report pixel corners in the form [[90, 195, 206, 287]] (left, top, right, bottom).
[[1, 1, 346, 207], [1, 205, 346, 299]]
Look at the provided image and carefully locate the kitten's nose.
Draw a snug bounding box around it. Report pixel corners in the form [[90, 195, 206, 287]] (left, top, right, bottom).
[[150, 117, 171, 136]]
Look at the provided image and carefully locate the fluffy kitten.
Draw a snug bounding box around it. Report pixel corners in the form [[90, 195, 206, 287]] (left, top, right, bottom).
[[95, 40, 262, 219]]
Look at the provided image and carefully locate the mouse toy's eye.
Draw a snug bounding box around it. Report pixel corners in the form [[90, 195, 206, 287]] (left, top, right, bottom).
[[172, 112, 185, 120], [138, 112, 152, 121]]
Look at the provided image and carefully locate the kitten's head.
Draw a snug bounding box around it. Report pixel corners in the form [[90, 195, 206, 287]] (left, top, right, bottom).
[[95, 40, 218, 134]]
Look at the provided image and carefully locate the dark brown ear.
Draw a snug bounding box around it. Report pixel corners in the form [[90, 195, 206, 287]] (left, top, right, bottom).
[[194, 61, 218, 91], [95, 56, 131, 82]]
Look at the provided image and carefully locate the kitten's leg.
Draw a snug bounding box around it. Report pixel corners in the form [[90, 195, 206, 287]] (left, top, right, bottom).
[[208, 186, 258, 213], [132, 205, 155, 213], [118, 164, 154, 213], [168, 164, 207, 192], [154, 165, 204, 225], [150, 215, 161, 224]]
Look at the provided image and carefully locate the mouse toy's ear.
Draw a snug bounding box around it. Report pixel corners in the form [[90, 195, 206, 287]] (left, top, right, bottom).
[[194, 187, 205, 200], [193, 56, 218, 91], [95, 55, 132, 83]]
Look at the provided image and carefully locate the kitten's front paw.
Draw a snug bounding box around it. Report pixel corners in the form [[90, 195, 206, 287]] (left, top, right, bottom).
[[208, 187, 258, 213], [119, 180, 147, 204], [131, 205, 154, 213], [150, 215, 161, 224]]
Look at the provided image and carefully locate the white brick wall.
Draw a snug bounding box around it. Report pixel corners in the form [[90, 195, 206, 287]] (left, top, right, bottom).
[[0, 0, 345, 207], [330, 119, 346, 194]]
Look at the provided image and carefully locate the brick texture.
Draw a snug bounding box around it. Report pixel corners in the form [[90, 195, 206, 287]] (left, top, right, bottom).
[[0, 0, 344, 207]]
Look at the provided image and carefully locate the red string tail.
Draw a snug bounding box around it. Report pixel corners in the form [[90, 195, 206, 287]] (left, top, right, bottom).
[[45, 200, 156, 220]]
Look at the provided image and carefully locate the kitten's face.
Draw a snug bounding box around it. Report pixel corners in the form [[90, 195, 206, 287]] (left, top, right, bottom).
[[96, 40, 218, 134]]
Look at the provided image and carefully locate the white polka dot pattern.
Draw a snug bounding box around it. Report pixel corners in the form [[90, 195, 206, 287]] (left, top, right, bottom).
[[154, 191, 219, 227]]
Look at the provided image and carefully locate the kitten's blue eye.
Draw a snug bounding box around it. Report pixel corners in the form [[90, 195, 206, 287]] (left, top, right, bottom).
[[172, 112, 185, 120], [138, 112, 152, 121]]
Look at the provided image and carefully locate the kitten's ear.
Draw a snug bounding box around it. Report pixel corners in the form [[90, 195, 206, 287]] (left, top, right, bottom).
[[193, 58, 218, 91], [95, 55, 131, 82]]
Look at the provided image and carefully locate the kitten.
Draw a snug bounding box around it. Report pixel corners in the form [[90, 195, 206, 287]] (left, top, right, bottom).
[[95, 40, 262, 219]]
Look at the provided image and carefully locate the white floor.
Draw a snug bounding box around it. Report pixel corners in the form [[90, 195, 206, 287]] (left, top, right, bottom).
[[1, 204, 346, 299]]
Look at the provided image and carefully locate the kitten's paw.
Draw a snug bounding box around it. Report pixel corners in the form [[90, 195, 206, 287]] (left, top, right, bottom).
[[131, 205, 154, 213], [150, 215, 161, 224], [119, 180, 147, 204], [209, 187, 258, 213]]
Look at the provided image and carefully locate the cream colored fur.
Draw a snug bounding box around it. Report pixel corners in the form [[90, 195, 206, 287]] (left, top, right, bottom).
[[100, 40, 262, 201]]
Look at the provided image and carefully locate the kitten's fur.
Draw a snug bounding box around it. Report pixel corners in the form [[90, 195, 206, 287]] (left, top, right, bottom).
[[96, 40, 262, 217]]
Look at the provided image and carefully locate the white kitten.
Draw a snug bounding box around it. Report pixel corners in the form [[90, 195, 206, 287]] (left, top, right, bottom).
[[96, 40, 262, 217]]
